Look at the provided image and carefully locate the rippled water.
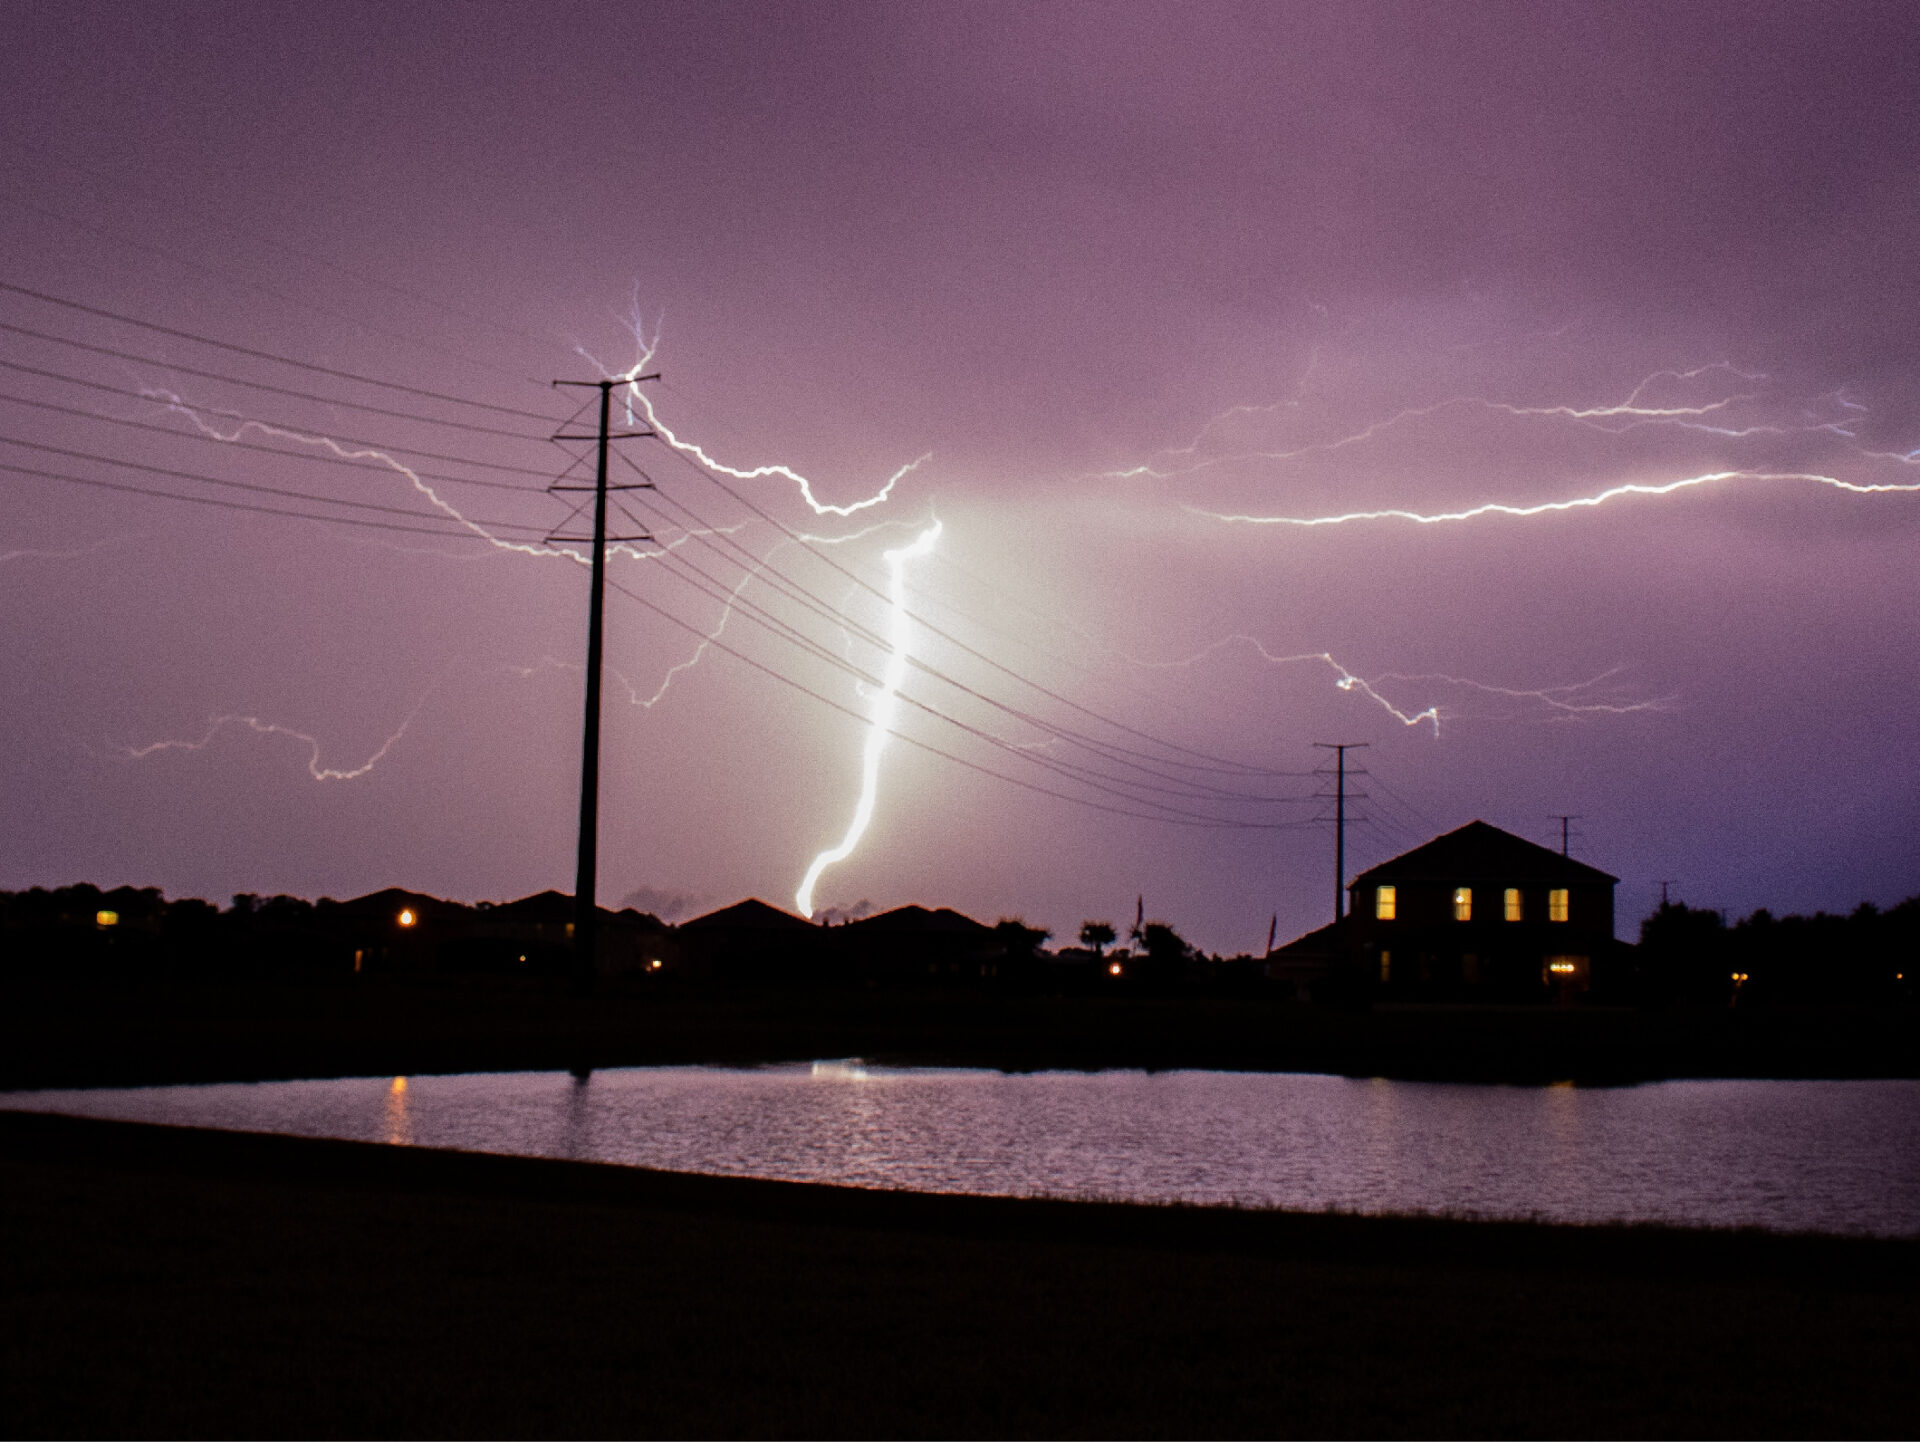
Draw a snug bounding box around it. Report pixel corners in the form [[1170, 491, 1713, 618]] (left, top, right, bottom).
[[12, 1066, 1919, 1236]]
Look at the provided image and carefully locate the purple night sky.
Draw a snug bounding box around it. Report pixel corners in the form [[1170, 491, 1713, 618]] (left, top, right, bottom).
[[2, 2, 1916, 952]]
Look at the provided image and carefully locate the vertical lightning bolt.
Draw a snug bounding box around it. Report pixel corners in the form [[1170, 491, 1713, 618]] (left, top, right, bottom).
[[794, 518, 942, 918]]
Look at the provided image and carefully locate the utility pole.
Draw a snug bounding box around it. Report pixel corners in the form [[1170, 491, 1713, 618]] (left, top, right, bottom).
[[551, 375, 656, 994], [1658, 879, 1674, 908], [1550, 814, 1581, 857], [1314, 743, 1368, 924]]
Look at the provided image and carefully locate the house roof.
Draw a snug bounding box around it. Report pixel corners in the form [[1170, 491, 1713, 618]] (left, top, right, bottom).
[[1350, 820, 1617, 886], [1267, 920, 1343, 958], [841, 904, 996, 937], [679, 898, 817, 932], [336, 886, 457, 919], [486, 889, 575, 923], [485, 890, 665, 928]]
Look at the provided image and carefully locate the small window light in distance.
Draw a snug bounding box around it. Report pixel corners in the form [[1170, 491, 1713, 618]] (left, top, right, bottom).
[[1376, 885, 1396, 921], [1453, 887, 1472, 921], [1549, 889, 1570, 923], [1504, 888, 1521, 922]]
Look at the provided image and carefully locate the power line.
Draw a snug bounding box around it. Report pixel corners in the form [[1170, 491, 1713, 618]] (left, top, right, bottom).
[[602, 573, 1314, 833], [627, 444, 1309, 781], [0, 438, 551, 535], [0, 364, 565, 476], [0, 457, 546, 539], [627, 537, 1310, 823], [0, 181, 551, 386], [613, 486, 1315, 806], [0, 280, 560, 420], [0, 389, 550, 496], [0, 322, 552, 441]]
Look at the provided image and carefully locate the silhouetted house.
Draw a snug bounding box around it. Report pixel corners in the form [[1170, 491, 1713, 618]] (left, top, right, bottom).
[[334, 887, 464, 972], [828, 904, 1006, 986], [1269, 821, 1620, 1002], [676, 898, 820, 983], [466, 890, 674, 976]]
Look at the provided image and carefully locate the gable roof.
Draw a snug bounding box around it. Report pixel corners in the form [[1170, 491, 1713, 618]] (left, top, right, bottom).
[[484, 890, 665, 928], [336, 886, 458, 919], [1267, 920, 1342, 959], [679, 898, 817, 932], [841, 904, 997, 937], [486, 889, 575, 923], [1352, 820, 1616, 886]]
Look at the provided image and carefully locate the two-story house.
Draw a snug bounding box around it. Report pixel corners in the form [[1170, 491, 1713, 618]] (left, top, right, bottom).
[[1269, 820, 1619, 1001]]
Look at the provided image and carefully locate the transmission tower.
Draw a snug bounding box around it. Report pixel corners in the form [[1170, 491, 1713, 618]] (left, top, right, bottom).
[[551, 375, 657, 993], [1313, 742, 1369, 924]]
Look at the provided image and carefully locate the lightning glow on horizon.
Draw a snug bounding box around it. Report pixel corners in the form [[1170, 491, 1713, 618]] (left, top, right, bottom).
[[794, 517, 942, 918]]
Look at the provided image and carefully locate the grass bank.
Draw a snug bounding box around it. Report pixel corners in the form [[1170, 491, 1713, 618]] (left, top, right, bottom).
[[2, 1109, 1914, 1437]]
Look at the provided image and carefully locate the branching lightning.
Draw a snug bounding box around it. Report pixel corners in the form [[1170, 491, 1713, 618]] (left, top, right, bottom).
[[794, 518, 942, 917], [1191, 468, 1920, 528], [587, 316, 929, 517], [1091, 363, 1776, 483], [119, 699, 430, 781]]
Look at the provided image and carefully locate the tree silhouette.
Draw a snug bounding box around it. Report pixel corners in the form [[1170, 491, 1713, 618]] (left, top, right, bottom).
[[1079, 920, 1116, 956]]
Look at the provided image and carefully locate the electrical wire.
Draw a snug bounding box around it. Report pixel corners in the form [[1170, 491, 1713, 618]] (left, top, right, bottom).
[[0, 457, 546, 540], [0, 389, 549, 496], [0, 436, 551, 534], [0, 321, 553, 441], [0, 280, 560, 420]]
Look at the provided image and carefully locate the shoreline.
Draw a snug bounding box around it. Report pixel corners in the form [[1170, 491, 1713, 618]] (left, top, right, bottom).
[[3, 978, 1914, 1091]]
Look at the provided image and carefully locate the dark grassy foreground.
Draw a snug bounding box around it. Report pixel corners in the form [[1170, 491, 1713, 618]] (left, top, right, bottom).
[[2, 1111, 1916, 1438], [3, 974, 1915, 1090]]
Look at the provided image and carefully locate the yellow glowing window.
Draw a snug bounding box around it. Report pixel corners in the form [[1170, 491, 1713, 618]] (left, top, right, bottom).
[[1379, 950, 1391, 983], [95, 909, 119, 928], [1549, 889, 1570, 923], [1375, 885, 1396, 921], [1504, 888, 1522, 922], [1453, 887, 1472, 921]]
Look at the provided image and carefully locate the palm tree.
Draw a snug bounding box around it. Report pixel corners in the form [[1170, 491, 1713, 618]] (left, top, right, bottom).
[[1079, 919, 1117, 956]]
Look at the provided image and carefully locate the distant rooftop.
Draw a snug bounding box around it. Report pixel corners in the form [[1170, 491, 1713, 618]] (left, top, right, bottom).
[[679, 898, 817, 932]]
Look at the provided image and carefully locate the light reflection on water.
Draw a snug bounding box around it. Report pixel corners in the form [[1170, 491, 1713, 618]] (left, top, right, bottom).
[[10, 1067, 1919, 1236]]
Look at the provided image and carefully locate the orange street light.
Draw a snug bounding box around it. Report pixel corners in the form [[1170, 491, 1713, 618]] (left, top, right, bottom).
[[397, 908, 417, 928]]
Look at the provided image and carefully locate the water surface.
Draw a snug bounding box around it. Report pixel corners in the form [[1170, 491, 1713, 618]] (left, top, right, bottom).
[[13, 1066, 1918, 1236]]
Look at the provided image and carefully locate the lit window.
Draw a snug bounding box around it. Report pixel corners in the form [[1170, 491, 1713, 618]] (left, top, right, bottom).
[[1504, 888, 1522, 922], [95, 909, 119, 928], [1379, 950, 1392, 983], [1548, 889, 1569, 923], [1375, 885, 1397, 921], [1453, 887, 1472, 921]]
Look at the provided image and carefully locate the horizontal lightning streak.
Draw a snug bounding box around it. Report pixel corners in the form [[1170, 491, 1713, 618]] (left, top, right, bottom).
[[1192, 470, 1920, 528]]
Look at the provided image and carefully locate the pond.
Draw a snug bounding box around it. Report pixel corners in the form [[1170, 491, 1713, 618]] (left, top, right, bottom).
[[12, 1065, 1918, 1236]]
